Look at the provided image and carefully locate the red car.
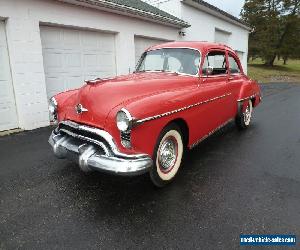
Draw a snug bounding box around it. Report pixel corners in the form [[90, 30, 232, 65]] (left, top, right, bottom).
[[49, 41, 261, 187]]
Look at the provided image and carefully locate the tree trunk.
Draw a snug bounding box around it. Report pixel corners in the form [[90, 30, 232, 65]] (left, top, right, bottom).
[[283, 56, 288, 65], [265, 54, 276, 66]]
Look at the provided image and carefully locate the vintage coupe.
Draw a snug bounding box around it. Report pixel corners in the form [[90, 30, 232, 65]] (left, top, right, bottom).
[[49, 42, 261, 187]]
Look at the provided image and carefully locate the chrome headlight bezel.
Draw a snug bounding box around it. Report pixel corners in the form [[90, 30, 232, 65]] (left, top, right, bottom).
[[116, 108, 133, 132], [49, 97, 58, 122]]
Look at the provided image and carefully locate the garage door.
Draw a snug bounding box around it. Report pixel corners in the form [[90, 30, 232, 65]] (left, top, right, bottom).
[[40, 26, 116, 99], [0, 21, 18, 131], [215, 29, 231, 45], [235, 50, 244, 62], [134, 36, 168, 65]]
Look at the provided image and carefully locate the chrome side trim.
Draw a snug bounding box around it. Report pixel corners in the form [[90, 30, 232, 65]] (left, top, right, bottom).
[[136, 93, 232, 124], [237, 94, 257, 102], [189, 118, 234, 149], [59, 120, 147, 159]]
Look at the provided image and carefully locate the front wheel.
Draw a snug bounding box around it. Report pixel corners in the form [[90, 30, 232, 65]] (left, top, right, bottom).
[[235, 100, 253, 129], [150, 124, 184, 187]]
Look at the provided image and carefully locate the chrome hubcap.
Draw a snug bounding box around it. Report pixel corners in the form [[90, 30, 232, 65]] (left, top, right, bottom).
[[158, 137, 178, 171]]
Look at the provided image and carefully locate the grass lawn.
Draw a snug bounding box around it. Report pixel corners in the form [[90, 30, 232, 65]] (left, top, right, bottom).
[[247, 58, 300, 83]]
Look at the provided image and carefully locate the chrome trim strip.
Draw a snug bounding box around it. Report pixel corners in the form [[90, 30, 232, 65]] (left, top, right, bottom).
[[50, 96, 58, 106], [237, 94, 257, 102], [59, 120, 147, 159], [190, 118, 234, 149], [136, 93, 232, 124]]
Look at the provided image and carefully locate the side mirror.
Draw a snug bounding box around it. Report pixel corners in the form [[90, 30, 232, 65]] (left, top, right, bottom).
[[206, 66, 213, 76]]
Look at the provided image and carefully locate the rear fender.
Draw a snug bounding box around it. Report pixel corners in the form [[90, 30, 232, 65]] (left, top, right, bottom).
[[237, 81, 261, 113]]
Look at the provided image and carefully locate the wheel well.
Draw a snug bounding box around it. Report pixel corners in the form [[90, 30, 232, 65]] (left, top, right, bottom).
[[166, 118, 189, 147]]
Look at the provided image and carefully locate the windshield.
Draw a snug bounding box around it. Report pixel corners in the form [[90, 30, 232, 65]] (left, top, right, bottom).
[[136, 48, 201, 76]]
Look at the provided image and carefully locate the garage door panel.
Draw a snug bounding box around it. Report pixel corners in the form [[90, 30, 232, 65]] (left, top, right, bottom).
[[65, 75, 83, 90], [45, 75, 66, 97], [84, 74, 98, 80], [0, 21, 18, 131], [65, 53, 82, 68], [100, 53, 116, 68], [99, 34, 115, 52], [40, 27, 61, 47], [0, 47, 11, 79], [63, 30, 80, 49], [0, 81, 12, 98], [215, 29, 230, 44], [0, 104, 17, 128], [82, 32, 100, 49], [43, 51, 63, 71], [41, 26, 116, 99], [83, 54, 98, 67]]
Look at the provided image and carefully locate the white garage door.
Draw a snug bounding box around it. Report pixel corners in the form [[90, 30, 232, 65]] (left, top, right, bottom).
[[134, 36, 168, 65], [215, 29, 231, 45], [235, 50, 244, 62], [40, 26, 116, 99], [0, 21, 18, 131]]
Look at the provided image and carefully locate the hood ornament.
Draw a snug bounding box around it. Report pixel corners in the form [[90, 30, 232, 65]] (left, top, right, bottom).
[[75, 104, 88, 114]]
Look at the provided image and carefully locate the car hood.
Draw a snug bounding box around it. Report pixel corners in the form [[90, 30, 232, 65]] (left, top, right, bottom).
[[60, 72, 197, 128]]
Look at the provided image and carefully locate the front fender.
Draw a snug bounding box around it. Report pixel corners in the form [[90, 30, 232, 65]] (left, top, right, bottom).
[[104, 86, 197, 156]]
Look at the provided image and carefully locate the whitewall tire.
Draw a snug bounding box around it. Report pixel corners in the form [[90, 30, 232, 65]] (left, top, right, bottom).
[[150, 124, 184, 187], [236, 100, 253, 129]]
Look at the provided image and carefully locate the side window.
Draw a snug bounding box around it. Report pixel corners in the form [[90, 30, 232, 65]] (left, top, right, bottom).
[[228, 54, 241, 74], [202, 51, 227, 75]]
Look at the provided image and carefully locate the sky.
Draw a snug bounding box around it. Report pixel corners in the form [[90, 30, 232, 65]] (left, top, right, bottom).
[[204, 0, 246, 18]]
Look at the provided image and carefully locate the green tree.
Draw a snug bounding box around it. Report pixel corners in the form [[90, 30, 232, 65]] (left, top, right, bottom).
[[241, 0, 300, 66]]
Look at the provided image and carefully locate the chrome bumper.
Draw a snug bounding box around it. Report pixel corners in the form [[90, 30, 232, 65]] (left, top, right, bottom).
[[48, 121, 153, 176]]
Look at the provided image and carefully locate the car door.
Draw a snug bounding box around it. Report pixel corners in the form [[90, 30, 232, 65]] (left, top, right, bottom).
[[226, 51, 245, 117], [198, 49, 232, 129]]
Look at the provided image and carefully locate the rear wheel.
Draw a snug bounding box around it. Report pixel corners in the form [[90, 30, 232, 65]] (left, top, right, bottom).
[[150, 124, 184, 187], [235, 100, 253, 129]]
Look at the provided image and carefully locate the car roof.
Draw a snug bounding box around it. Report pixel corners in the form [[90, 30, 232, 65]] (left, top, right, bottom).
[[148, 41, 236, 54]]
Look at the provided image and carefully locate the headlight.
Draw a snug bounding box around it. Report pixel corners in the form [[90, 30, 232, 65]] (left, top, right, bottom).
[[49, 97, 58, 122], [116, 108, 133, 132]]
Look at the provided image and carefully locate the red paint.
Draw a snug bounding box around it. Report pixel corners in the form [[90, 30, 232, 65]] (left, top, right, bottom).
[[54, 42, 261, 158]]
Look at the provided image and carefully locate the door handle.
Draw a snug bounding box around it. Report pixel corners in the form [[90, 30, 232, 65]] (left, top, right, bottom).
[[228, 76, 234, 81]]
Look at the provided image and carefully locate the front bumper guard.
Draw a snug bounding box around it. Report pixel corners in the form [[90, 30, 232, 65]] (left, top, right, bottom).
[[49, 130, 153, 176]]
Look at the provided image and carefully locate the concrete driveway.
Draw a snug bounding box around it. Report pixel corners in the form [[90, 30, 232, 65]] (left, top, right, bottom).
[[0, 83, 299, 249]]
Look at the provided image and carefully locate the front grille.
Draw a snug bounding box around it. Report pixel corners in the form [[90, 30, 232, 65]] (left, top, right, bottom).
[[120, 131, 131, 148], [58, 122, 110, 154], [121, 132, 131, 142]]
